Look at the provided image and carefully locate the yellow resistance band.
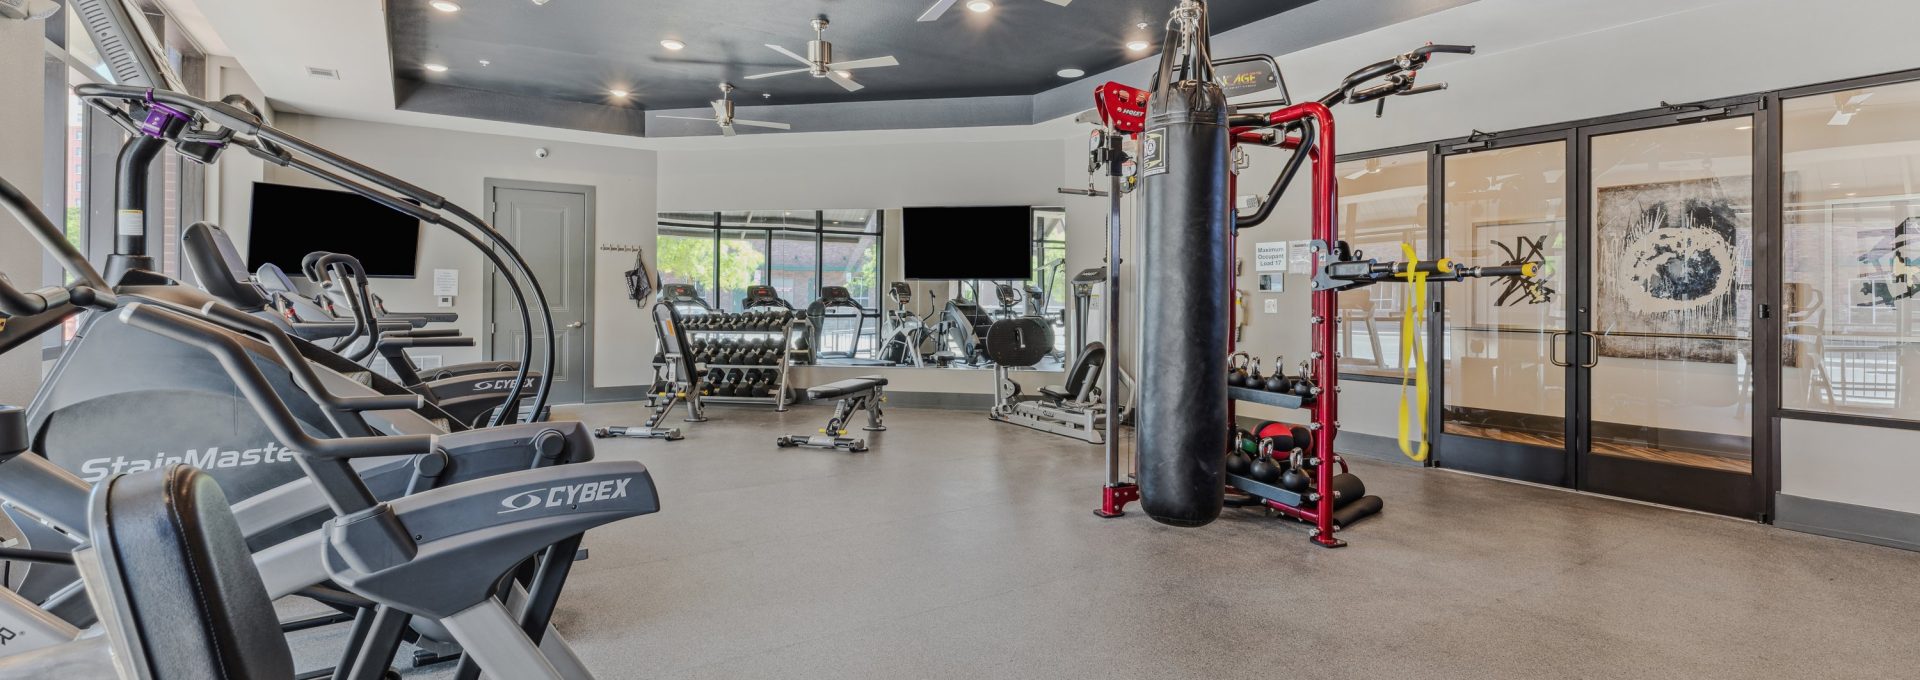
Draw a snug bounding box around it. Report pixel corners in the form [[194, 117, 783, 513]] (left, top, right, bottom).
[[1396, 243, 1433, 462]]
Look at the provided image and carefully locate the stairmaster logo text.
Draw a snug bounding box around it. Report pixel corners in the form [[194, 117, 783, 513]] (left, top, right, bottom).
[[77, 442, 299, 482], [498, 478, 632, 514]]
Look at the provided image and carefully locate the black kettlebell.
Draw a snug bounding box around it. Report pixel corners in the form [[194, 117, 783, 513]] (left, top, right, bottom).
[[1248, 454, 1282, 484], [1278, 462, 1310, 494], [1227, 353, 1250, 388], [1263, 355, 1290, 393], [1290, 361, 1315, 397], [1245, 358, 1264, 391], [1226, 449, 1252, 477]]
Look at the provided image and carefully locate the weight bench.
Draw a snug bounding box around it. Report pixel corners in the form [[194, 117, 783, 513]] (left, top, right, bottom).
[[597, 301, 706, 441], [776, 375, 887, 452]]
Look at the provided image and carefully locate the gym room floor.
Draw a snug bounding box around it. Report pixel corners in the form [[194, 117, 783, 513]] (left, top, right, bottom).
[[285, 403, 1920, 679]]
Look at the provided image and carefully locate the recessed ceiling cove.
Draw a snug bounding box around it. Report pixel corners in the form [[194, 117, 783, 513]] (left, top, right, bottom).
[[385, 0, 1318, 113]]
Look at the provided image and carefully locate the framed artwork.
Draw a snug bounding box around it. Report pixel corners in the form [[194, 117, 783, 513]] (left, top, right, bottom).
[[1593, 176, 1753, 363], [1466, 219, 1563, 329]]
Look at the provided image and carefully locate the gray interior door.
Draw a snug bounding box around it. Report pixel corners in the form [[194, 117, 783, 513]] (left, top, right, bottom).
[[490, 185, 589, 404]]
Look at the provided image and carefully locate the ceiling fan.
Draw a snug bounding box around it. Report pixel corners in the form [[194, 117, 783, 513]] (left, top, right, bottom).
[[746, 18, 899, 93], [918, 0, 1071, 22], [657, 83, 792, 137]]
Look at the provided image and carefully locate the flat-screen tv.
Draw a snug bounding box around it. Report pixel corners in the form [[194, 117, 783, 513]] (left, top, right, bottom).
[[245, 182, 422, 278], [902, 205, 1032, 280]]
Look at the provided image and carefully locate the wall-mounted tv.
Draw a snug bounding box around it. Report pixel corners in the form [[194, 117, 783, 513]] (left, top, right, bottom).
[[245, 182, 422, 278], [901, 205, 1032, 280]]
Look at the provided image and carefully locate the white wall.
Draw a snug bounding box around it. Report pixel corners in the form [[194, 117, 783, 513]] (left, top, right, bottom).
[[657, 135, 1071, 393], [242, 114, 660, 391], [1, 18, 48, 406], [201, 54, 268, 261]]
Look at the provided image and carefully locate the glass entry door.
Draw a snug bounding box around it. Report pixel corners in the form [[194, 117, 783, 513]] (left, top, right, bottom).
[[1578, 113, 1763, 517], [1435, 112, 1768, 518], [1437, 137, 1576, 485]]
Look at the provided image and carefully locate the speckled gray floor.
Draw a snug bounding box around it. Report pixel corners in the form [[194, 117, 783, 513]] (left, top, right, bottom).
[[285, 402, 1920, 679]]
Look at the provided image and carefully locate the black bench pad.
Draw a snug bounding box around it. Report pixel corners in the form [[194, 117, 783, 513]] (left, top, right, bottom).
[[807, 376, 887, 400]]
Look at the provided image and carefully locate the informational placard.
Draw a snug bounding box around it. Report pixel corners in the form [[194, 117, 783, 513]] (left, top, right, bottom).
[[1254, 241, 1289, 272], [433, 268, 459, 296], [1290, 240, 1315, 271]]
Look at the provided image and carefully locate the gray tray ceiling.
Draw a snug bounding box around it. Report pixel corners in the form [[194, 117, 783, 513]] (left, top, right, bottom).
[[386, 0, 1318, 110]]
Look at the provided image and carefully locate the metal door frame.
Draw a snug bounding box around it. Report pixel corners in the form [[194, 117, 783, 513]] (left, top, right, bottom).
[[1429, 128, 1580, 487], [482, 178, 599, 403], [1570, 102, 1771, 519]]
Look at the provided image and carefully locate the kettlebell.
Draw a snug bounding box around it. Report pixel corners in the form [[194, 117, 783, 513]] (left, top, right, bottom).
[[1226, 449, 1252, 477], [1263, 355, 1290, 393], [1290, 359, 1315, 397], [1277, 462, 1310, 494], [1245, 358, 1264, 390], [1248, 454, 1282, 484], [1227, 353, 1250, 388]]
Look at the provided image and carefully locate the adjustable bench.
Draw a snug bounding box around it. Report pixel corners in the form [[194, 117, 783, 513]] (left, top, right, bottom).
[[596, 301, 706, 441], [776, 375, 887, 452]]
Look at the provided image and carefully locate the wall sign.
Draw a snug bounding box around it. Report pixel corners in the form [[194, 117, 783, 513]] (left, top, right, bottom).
[[1254, 241, 1289, 272], [433, 268, 460, 296]]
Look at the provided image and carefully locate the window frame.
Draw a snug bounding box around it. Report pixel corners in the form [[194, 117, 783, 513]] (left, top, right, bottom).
[[654, 210, 885, 314]]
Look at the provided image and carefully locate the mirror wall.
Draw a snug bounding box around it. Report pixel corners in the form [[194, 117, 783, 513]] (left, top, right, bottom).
[[654, 207, 1066, 371]]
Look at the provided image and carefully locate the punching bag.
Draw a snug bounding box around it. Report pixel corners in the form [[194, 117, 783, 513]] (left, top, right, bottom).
[[1136, 50, 1231, 527]]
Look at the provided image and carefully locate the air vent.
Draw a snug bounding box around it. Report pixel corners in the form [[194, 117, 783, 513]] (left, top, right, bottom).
[[307, 67, 341, 80]]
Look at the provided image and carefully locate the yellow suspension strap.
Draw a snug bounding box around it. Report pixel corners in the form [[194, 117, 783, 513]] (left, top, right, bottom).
[[1394, 243, 1442, 462]]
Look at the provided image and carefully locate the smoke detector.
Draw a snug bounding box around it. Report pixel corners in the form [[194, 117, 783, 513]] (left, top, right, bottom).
[[0, 0, 60, 20]]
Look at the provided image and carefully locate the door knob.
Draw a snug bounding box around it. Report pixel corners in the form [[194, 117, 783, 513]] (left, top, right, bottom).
[[566, 321, 585, 329]]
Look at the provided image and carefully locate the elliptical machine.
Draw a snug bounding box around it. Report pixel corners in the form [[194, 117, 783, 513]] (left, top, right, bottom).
[[876, 282, 938, 367]]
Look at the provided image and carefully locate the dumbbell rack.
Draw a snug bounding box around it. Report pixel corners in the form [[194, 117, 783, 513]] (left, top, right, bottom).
[[674, 314, 804, 411]]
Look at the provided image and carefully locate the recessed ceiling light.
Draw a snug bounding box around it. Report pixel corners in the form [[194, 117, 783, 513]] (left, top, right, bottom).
[[1829, 182, 1842, 187], [966, 0, 992, 12], [609, 89, 629, 98], [478, 59, 491, 67], [1733, 124, 1753, 130], [429, 0, 460, 11], [424, 63, 449, 73], [660, 39, 686, 51], [1057, 68, 1085, 78], [1126, 40, 1150, 52]]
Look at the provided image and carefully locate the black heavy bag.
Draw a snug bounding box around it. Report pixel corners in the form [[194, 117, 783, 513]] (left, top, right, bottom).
[[1137, 55, 1231, 527]]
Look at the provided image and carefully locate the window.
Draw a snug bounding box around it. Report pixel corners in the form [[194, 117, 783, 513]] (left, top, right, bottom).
[[656, 210, 885, 352], [1335, 151, 1429, 377], [655, 217, 719, 303], [1782, 79, 1920, 420]]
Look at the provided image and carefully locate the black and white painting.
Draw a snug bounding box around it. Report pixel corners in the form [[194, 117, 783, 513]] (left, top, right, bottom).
[[1595, 177, 1751, 363]]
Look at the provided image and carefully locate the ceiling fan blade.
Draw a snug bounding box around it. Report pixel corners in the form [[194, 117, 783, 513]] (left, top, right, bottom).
[[830, 56, 899, 71], [722, 124, 737, 137], [918, 0, 959, 21], [766, 43, 813, 66], [826, 71, 865, 92], [745, 67, 810, 80], [712, 100, 728, 118], [733, 119, 792, 130], [657, 115, 719, 121]]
